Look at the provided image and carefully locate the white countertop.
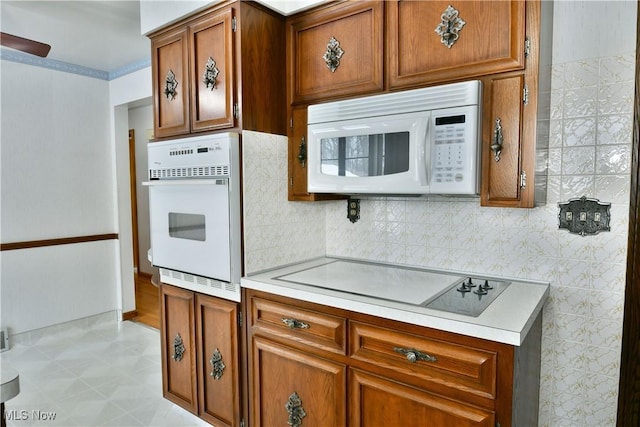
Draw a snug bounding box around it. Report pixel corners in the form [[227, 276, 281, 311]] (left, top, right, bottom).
[[241, 257, 549, 346]]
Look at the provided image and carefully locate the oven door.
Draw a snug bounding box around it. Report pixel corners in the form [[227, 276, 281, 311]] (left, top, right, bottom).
[[146, 179, 231, 283]]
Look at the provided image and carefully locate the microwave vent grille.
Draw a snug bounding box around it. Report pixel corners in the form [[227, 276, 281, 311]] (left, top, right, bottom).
[[308, 80, 481, 124], [149, 165, 229, 179]]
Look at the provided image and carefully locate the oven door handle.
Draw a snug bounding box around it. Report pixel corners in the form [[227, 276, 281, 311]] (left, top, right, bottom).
[[142, 179, 227, 187]]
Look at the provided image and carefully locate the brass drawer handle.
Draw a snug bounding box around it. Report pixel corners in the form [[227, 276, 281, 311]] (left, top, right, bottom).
[[393, 347, 437, 363], [282, 318, 310, 330]]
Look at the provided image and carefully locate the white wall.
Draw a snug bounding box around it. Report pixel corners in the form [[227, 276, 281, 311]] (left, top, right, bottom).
[[242, 2, 637, 426], [109, 66, 152, 315], [0, 60, 118, 334]]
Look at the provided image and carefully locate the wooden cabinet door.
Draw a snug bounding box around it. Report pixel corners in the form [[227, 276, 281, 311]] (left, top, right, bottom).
[[349, 369, 495, 427], [250, 336, 347, 427], [152, 27, 190, 138], [160, 285, 197, 414], [387, 1, 525, 89], [480, 73, 531, 207], [288, 1, 383, 104], [189, 7, 235, 132], [288, 106, 311, 200], [195, 294, 240, 427]]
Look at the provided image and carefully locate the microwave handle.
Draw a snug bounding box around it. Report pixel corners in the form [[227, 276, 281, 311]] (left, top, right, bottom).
[[142, 179, 227, 187], [423, 116, 430, 183]]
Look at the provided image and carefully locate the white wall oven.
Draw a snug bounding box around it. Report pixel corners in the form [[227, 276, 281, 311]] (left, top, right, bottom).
[[144, 133, 241, 302]]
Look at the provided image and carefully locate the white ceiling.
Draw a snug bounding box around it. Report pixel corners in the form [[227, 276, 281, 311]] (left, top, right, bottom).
[[1, 1, 151, 73]]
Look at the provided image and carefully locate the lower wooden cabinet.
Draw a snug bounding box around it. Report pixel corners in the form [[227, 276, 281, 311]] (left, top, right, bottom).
[[251, 336, 347, 427], [349, 369, 495, 427], [160, 284, 241, 427], [246, 289, 542, 427]]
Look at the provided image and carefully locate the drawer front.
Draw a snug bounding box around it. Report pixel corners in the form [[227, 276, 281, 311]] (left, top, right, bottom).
[[349, 321, 497, 401], [250, 296, 347, 355]]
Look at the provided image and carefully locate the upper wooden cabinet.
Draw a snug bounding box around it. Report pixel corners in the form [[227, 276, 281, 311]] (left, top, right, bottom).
[[386, 1, 526, 89], [150, 1, 286, 139], [287, 1, 384, 105]]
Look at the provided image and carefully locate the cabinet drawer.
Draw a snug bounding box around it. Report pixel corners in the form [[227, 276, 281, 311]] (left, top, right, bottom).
[[250, 296, 347, 355], [349, 321, 497, 402]]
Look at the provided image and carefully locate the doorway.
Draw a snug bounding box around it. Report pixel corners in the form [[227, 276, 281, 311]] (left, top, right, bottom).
[[127, 108, 159, 330]]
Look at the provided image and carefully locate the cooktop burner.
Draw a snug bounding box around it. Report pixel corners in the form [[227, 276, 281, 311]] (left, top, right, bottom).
[[424, 277, 510, 317]]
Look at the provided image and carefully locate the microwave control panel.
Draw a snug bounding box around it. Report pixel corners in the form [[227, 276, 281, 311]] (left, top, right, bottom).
[[430, 106, 480, 194]]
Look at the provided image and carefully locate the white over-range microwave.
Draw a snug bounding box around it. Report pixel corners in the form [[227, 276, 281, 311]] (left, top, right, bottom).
[[307, 80, 482, 195]]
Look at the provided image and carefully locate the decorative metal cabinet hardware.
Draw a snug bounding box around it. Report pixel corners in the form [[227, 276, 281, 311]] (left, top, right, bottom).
[[164, 69, 178, 100], [232, 16, 237, 32], [203, 57, 220, 90], [393, 347, 438, 363], [285, 392, 307, 427], [523, 84, 529, 105], [209, 348, 226, 380], [524, 37, 531, 58], [282, 318, 310, 329], [520, 170, 527, 189], [233, 103, 239, 119], [297, 137, 307, 168], [558, 196, 611, 236], [491, 118, 504, 162], [172, 333, 185, 362], [323, 36, 344, 72], [434, 5, 466, 48]]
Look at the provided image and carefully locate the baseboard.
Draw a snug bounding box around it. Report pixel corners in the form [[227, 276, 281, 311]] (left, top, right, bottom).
[[122, 310, 138, 321]]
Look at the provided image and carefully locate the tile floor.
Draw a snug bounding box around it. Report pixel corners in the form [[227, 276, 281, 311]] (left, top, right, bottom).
[[1, 312, 209, 426]]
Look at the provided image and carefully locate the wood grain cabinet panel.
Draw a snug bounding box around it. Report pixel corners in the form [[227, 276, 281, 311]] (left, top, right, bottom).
[[250, 295, 347, 355], [195, 294, 241, 427], [386, 0, 526, 89], [349, 321, 498, 404], [349, 369, 495, 427], [189, 8, 235, 132], [251, 337, 347, 427], [160, 284, 197, 413], [151, 28, 190, 138], [287, 1, 384, 104]]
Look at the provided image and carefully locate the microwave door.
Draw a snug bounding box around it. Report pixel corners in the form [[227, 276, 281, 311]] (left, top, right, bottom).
[[147, 180, 231, 282]]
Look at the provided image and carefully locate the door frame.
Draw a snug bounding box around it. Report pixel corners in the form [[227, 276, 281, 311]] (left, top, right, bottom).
[[617, 7, 640, 424], [129, 129, 140, 274]]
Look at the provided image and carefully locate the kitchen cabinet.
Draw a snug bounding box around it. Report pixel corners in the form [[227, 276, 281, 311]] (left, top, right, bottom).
[[150, 1, 286, 139], [480, 0, 545, 207], [386, 1, 526, 89], [246, 289, 542, 427], [287, 1, 384, 105], [160, 284, 241, 427], [286, 0, 547, 207], [248, 294, 348, 426]]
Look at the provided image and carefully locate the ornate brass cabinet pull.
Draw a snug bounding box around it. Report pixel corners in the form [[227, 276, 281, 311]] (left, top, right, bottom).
[[209, 348, 226, 380], [164, 69, 178, 100], [297, 137, 307, 168], [285, 391, 307, 427], [203, 57, 220, 90], [282, 318, 310, 329], [491, 118, 504, 162], [393, 347, 437, 363], [172, 333, 185, 362], [434, 5, 466, 48], [323, 36, 344, 72]]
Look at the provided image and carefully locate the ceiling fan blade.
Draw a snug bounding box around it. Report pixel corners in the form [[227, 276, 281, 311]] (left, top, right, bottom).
[[0, 32, 51, 57]]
